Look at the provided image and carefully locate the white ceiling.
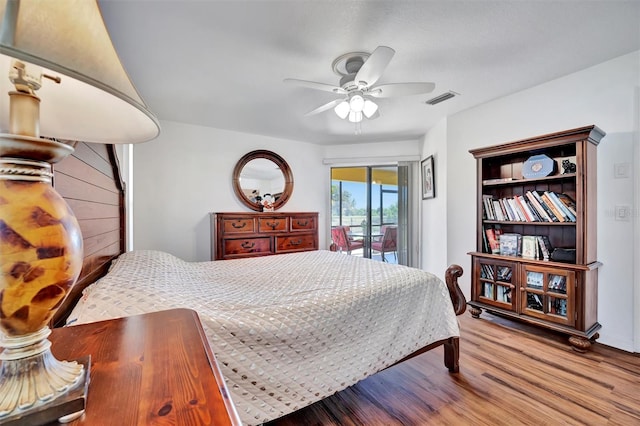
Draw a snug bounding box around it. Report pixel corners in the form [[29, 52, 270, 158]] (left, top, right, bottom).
[[99, 0, 640, 146]]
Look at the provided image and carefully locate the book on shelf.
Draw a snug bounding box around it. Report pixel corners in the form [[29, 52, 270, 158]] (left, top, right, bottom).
[[482, 194, 495, 220], [548, 192, 576, 222], [513, 196, 533, 221], [482, 177, 516, 184], [482, 227, 489, 253], [481, 264, 494, 280], [499, 233, 521, 256], [548, 274, 567, 293], [501, 198, 517, 221], [555, 193, 577, 217], [506, 198, 525, 221], [521, 195, 544, 222], [537, 236, 550, 260], [531, 191, 559, 222], [483, 191, 576, 223], [497, 286, 512, 303], [526, 271, 544, 288], [526, 191, 553, 222], [496, 266, 512, 282], [484, 226, 502, 254], [492, 200, 506, 221], [541, 192, 566, 222], [521, 235, 539, 259]]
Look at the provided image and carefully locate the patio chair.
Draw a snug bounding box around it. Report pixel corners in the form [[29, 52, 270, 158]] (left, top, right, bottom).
[[371, 225, 397, 262], [331, 226, 364, 254]]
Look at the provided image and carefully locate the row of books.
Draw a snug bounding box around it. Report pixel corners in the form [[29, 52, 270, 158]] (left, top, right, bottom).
[[480, 264, 513, 282], [482, 283, 512, 303], [483, 227, 554, 260], [526, 294, 568, 316], [523, 272, 566, 293], [482, 190, 577, 223]]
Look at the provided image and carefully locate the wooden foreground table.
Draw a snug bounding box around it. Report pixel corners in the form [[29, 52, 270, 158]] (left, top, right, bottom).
[[48, 308, 241, 425]]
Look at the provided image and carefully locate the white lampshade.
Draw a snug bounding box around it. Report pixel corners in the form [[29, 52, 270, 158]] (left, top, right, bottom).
[[349, 94, 365, 113], [348, 110, 363, 123], [334, 100, 350, 119], [0, 0, 160, 144], [362, 99, 378, 118]]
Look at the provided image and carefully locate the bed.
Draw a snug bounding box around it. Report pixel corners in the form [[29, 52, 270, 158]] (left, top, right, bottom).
[[51, 144, 467, 425]]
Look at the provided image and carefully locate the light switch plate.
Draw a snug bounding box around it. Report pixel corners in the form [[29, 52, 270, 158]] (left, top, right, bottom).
[[615, 205, 631, 221], [614, 163, 630, 179]]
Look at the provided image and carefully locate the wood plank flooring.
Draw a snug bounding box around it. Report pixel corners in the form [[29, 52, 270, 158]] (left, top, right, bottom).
[[266, 312, 640, 426]]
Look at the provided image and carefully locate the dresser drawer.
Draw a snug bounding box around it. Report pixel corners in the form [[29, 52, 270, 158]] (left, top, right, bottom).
[[290, 215, 317, 232], [212, 212, 318, 260], [221, 217, 256, 234], [275, 234, 317, 253], [223, 237, 272, 257], [258, 216, 288, 232]]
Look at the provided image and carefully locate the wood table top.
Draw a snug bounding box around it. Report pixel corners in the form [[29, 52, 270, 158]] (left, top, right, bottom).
[[48, 308, 241, 425]]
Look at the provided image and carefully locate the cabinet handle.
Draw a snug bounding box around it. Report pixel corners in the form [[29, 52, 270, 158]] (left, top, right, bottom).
[[266, 221, 279, 229], [289, 239, 303, 246], [232, 222, 247, 229], [241, 241, 255, 249], [296, 220, 308, 226]]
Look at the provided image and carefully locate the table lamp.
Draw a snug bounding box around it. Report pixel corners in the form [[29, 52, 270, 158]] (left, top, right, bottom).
[[0, 1, 159, 423]]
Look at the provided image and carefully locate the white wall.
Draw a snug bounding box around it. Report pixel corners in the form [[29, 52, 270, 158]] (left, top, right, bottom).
[[132, 121, 326, 261], [444, 50, 639, 351], [323, 139, 420, 161], [418, 119, 449, 280]]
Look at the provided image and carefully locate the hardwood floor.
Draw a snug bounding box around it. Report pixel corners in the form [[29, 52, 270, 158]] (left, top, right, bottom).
[[266, 312, 640, 426]]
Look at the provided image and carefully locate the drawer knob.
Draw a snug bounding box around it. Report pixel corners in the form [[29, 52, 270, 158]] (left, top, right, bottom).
[[289, 239, 302, 246], [241, 241, 255, 249], [232, 222, 247, 229], [266, 221, 279, 230], [297, 220, 308, 226]]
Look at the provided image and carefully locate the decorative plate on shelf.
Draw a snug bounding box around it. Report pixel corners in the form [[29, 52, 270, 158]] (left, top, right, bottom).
[[522, 154, 555, 179]]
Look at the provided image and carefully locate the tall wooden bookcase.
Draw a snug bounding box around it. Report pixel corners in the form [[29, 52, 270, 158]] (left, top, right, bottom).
[[467, 125, 605, 351]]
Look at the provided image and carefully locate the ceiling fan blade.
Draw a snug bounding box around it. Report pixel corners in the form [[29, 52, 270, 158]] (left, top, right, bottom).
[[354, 46, 395, 88], [367, 110, 380, 120], [304, 98, 345, 116], [369, 82, 436, 98], [283, 78, 347, 94]]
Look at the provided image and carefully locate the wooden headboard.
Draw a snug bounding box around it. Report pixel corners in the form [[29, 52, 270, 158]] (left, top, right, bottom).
[[51, 142, 126, 327]]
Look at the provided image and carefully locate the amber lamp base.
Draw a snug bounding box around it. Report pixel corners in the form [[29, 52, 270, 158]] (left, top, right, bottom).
[[0, 139, 86, 423]]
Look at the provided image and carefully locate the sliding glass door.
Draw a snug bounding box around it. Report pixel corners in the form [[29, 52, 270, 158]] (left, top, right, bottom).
[[331, 165, 406, 264]]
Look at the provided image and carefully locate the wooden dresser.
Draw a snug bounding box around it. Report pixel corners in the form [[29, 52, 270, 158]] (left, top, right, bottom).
[[211, 212, 318, 260]]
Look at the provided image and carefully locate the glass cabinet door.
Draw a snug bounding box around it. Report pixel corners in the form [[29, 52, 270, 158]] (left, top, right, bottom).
[[474, 258, 516, 311], [521, 265, 575, 326]]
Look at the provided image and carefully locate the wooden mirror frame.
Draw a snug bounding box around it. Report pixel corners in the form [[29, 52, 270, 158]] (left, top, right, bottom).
[[232, 150, 294, 211]]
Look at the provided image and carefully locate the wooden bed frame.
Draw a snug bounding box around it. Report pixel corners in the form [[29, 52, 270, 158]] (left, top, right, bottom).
[[50, 143, 467, 373]]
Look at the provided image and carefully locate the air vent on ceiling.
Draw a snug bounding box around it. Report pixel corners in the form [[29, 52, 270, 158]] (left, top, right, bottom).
[[425, 91, 459, 105]]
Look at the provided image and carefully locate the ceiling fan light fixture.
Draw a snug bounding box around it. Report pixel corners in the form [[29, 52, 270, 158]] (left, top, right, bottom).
[[363, 99, 378, 118], [349, 94, 365, 112], [334, 101, 350, 119], [348, 110, 363, 123]]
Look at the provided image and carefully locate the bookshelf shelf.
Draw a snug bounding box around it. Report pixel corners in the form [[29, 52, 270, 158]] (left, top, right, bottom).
[[482, 172, 577, 187], [482, 220, 575, 226], [468, 126, 604, 352]]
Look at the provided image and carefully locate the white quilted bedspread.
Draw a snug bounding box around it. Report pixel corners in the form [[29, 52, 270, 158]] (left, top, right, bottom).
[[68, 250, 459, 425]]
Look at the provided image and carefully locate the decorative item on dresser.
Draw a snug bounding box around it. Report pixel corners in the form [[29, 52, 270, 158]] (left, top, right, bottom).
[[211, 212, 319, 260], [468, 125, 604, 352], [0, 2, 159, 424]]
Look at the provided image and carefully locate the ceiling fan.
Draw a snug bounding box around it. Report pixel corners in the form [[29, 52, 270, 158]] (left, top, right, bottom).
[[283, 46, 435, 124]]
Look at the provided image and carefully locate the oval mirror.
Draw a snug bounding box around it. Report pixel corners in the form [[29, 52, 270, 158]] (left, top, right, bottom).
[[232, 150, 294, 211]]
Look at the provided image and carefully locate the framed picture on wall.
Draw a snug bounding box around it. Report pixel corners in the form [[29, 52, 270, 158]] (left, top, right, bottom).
[[421, 155, 435, 199]]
